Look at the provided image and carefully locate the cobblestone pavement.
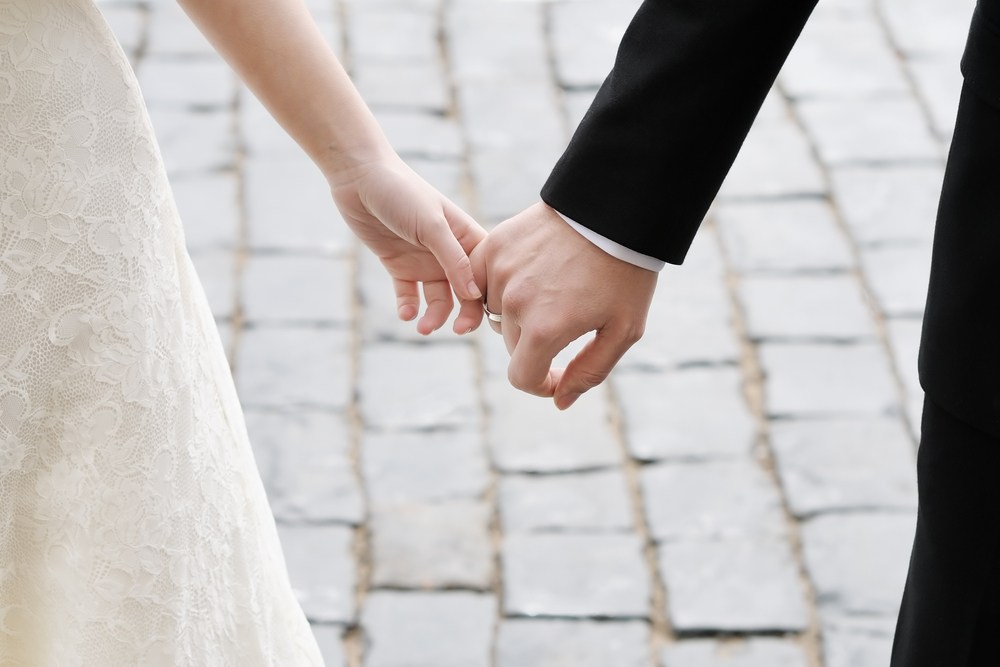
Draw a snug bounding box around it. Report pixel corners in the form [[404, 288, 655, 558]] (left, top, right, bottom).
[[101, 0, 974, 664]]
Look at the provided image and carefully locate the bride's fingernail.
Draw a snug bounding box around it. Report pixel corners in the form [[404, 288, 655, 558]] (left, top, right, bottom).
[[467, 281, 482, 300]]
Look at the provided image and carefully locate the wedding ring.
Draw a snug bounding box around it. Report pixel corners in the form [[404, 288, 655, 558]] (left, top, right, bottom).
[[483, 301, 502, 323]]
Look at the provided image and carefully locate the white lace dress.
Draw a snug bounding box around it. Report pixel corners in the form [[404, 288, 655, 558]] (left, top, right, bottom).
[[0, 1, 324, 664]]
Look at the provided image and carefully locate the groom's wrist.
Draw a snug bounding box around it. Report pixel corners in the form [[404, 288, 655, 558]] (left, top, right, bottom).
[[551, 209, 666, 273]]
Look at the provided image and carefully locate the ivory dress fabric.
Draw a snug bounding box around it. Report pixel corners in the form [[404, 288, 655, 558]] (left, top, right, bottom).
[[0, 1, 323, 664]]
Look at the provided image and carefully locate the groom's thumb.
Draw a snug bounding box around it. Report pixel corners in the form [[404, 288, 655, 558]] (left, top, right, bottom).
[[554, 324, 635, 409]]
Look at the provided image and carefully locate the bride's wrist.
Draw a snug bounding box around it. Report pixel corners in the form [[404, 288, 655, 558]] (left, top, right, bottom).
[[317, 132, 398, 188]]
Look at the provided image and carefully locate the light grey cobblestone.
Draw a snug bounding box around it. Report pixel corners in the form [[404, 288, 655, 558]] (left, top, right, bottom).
[[278, 525, 356, 624], [189, 251, 235, 320], [242, 254, 352, 325], [312, 626, 347, 667], [373, 110, 464, 159], [549, 0, 640, 88], [739, 275, 877, 341], [499, 470, 634, 532], [370, 500, 493, 589], [662, 638, 810, 667], [503, 533, 650, 618], [353, 61, 450, 111], [139, 59, 236, 109], [858, 243, 933, 318], [174, 172, 241, 251], [829, 165, 942, 245], [147, 107, 234, 175], [496, 619, 652, 667], [362, 592, 495, 667]]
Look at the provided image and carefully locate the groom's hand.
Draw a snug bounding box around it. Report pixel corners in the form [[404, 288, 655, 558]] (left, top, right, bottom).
[[470, 202, 657, 409]]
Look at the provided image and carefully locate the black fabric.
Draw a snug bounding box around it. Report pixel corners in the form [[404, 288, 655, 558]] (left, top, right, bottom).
[[541, 0, 818, 265], [891, 397, 1000, 666]]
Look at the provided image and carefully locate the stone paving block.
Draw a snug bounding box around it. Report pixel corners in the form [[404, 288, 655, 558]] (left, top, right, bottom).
[[312, 625, 347, 667], [346, 7, 438, 63], [243, 155, 353, 254], [242, 254, 351, 325], [362, 592, 495, 667], [885, 317, 923, 429], [189, 251, 235, 320], [447, 2, 548, 83], [362, 430, 489, 505], [406, 158, 469, 209], [374, 110, 463, 159], [715, 200, 854, 274], [457, 80, 564, 151], [614, 367, 757, 461], [147, 107, 234, 175], [277, 525, 355, 624], [801, 512, 916, 619], [780, 12, 910, 98], [858, 242, 932, 318], [484, 378, 620, 473], [720, 92, 825, 199], [662, 638, 810, 667], [496, 619, 652, 667], [359, 343, 479, 430], [468, 146, 563, 222], [503, 533, 650, 618], [759, 343, 899, 417], [908, 56, 964, 141], [353, 61, 449, 111], [237, 327, 351, 410], [499, 469, 634, 533], [739, 274, 877, 341], [769, 418, 917, 517], [146, 3, 216, 58], [549, 0, 641, 88], [625, 233, 740, 369], [880, 0, 975, 57], [174, 171, 240, 251], [795, 96, 941, 164], [642, 460, 787, 541], [821, 621, 895, 667], [244, 410, 364, 524], [564, 88, 598, 128], [658, 536, 809, 632], [138, 59, 236, 109], [216, 321, 234, 365], [829, 165, 942, 245], [370, 500, 493, 589], [357, 249, 448, 344]]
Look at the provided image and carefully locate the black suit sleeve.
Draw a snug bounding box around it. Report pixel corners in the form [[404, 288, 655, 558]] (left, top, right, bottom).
[[541, 0, 819, 265]]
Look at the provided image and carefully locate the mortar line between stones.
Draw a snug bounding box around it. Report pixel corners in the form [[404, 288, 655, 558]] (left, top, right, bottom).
[[708, 216, 826, 667], [436, 2, 504, 665], [333, 1, 373, 665]]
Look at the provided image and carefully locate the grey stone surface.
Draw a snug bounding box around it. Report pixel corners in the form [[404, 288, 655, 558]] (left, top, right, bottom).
[[780, 12, 910, 98], [357, 249, 448, 343], [658, 537, 809, 632], [147, 107, 234, 175], [457, 80, 564, 151], [468, 146, 563, 222], [362, 430, 489, 505], [485, 377, 621, 473], [549, 0, 641, 88], [720, 93, 825, 199], [907, 56, 965, 140], [145, 3, 216, 57], [447, 2, 548, 83], [312, 625, 347, 667], [715, 200, 854, 274], [374, 110, 464, 159], [801, 512, 916, 619], [354, 61, 450, 111], [244, 410, 364, 524], [189, 251, 235, 320], [359, 344, 479, 430], [278, 525, 356, 624], [174, 171, 240, 250], [370, 500, 493, 589], [759, 343, 899, 417], [98, 5, 144, 58], [139, 59, 236, 109], [499, 470, 634, 533], [615, 367, 757, 461], [858, 243, 933, 318], [243, 155, 353, 254], [739, 275, 877, 341], [829, 165, 942, 245], [496, 619, 652, 667], [795, 96, 941, 164], [563, 88, 598, 128], [241, 91, 304, 157], [407, 158, 469, 209], [642, 460, 787, 541], [662, 638, 810, 667], [362, 592, 495, 667], [885, 317, 924, 432], [821, 622, 894, 667], [503, 533, 650, 618], [237, 327, 351, 410], [770, 418, 917, 517], [242, 254, 351, 324], [880, 0, 975, 57], [346, 7, 439, 63]]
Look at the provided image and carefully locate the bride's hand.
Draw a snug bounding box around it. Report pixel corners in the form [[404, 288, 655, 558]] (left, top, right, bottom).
[[329, 153, 487, 336]]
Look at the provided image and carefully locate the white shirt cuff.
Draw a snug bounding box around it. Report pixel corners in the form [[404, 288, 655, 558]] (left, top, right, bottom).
[[555, 212, 666, 272]]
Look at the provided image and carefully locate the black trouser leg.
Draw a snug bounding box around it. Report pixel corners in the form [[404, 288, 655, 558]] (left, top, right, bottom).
[[890, 398, 1000, 666]]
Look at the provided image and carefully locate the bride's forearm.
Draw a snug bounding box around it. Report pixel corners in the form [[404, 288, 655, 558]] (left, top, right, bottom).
[[177, 0, 393, 181]]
